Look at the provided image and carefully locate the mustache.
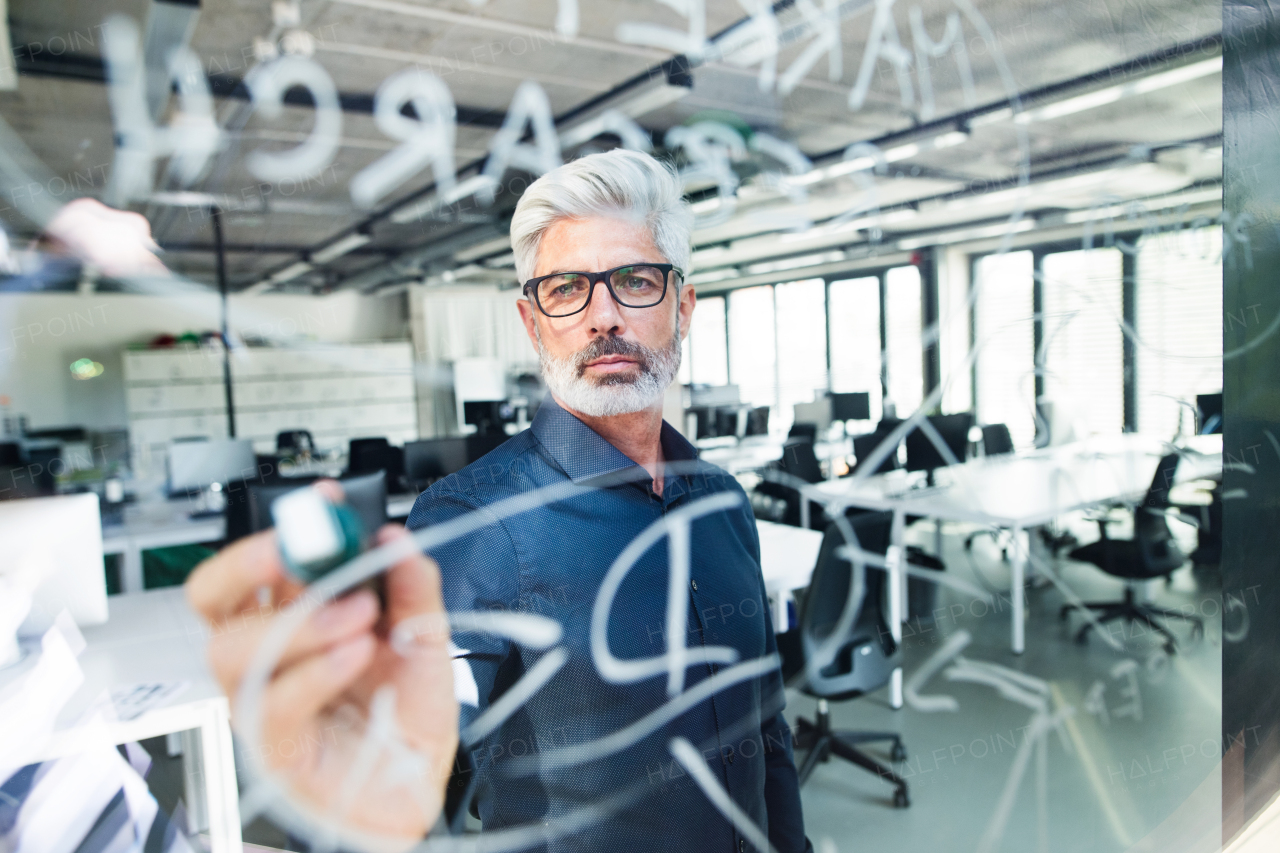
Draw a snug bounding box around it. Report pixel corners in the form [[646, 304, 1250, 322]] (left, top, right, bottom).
[[571, 336, 654, 376]]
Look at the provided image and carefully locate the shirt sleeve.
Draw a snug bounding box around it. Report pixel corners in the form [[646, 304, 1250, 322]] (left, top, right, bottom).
[[406, 488, 521, 732]]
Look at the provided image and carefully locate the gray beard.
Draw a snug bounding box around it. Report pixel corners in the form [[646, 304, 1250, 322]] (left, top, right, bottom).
[[536, 324, 682, 418]]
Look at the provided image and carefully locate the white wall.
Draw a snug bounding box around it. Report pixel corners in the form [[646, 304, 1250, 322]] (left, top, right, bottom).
[[0, 290, 407, 430]]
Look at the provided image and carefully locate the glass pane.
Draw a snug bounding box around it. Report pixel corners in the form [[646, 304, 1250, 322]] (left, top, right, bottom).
[[688, 294, 727, 386], [775, 278, 828, 436], [885, 265, 923, 417], [1042, 248, 1124, 437], [974, 251, 1036, 445], [1137, 227, 1223, 439], [727, 285, 777, 410], [829, 276, 882, 422]]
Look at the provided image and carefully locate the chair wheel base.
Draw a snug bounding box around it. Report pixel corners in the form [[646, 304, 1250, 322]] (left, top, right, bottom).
[[891, 743, 907, 762], [893, 789, 910, 808]]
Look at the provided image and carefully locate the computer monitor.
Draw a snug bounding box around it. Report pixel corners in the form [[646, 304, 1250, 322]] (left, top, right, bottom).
[[744, 406, 770, 437], [1196, 392, 1222, 435], [168, 439, 255, 495], [404, 438, 470, 487], [905, 413, 975, 483], [830, 392, 871, 422], [247, 471, 388, 539], [1, 493, 109, 640], [463, 400, 515, 436]]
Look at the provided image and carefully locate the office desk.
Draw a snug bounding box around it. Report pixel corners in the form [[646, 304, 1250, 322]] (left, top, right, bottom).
[[104, 492, 424, 593], [698, 436, 852, 476], [102, 502, 226, 595], [756, 520, 824, 631], [814, 434, 1223, 702], [33, 588, 242, 853]]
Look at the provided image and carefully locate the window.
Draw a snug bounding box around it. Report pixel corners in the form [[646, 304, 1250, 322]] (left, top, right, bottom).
[[687, 294, 727, 386], [974, 251, 1036, 445], [884, 265, 924, 417], [1136, 227, 1223, 439], [828, 276, 882, 421], [1041, 248, 1124, 437], [775, 278, 828, 434], [727, 285, 777, 411]]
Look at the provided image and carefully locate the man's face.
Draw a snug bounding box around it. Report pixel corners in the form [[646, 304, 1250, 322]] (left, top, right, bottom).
[[517, 215, 696, 416]]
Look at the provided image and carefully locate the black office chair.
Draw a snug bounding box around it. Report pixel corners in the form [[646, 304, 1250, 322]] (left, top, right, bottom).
[[793, 511, 910, 807], [276, 430, 315, 456], [1060, 453, 1204, 652], [980, 423, 1014, 456], [788, 422, 819, 442], [247, 471, 388, 540], [964, 423, 1016, 556], [756, 439, 826, 529], [348, 437, 406, 493]]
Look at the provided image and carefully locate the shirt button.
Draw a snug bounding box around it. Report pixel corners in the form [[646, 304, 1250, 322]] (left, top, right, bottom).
[[739, 840, 745, 852], [727, 751, 735, 765], [691, 579, 698, 591]]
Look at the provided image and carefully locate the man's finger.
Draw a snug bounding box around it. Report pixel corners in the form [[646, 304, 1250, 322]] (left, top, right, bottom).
[[258, 633, 376, 762], [378, 526, 447, 642], [207, 589, 380, 697], [187, 532, 294, 623]]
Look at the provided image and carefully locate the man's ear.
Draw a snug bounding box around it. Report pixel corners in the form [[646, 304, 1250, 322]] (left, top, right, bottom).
[[677, 284, 696, 342], [517, 298, 541, 353]]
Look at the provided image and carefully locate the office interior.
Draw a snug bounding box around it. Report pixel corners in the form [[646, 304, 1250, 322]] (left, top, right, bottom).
[[0, 0, 1266, 851]]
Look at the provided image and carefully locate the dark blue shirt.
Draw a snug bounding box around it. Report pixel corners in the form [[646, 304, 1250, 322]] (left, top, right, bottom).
[[407, 397, 808, 853]]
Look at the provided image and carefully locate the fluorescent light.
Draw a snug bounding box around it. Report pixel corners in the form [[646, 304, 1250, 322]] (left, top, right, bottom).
[[746, 250, 846, 275], [896, 218, 1036, 250], [1016, 56, 1222, 124], [310, 232, 370, 264], [270, 260, 313, 284], [454, 236, 512, 263], [390, 174, 498, 224], [1061, 186, 1223, 224], [687, 268, 739, 285], [795, 129, 969, 185], [691, 197, 724, 214]]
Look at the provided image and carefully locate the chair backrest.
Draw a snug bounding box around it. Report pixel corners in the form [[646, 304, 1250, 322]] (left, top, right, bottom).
[[1135, 453, 1185, 574], [247, 471, 388, 541], [779, 438, 823, 485], [852, 429, 901, 475], [348, 437, 405, 492], [798, 512, 899, 700], [982, 423, 1015, 456], [276, 430, 315, 454], [787, 422, 819, 443]]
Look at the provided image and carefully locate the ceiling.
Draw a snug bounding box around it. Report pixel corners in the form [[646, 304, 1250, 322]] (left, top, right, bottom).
[[0, 0, 1223, 293]]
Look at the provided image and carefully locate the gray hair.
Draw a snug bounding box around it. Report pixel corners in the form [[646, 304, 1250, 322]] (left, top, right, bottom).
[[510, 149, 694, 286]]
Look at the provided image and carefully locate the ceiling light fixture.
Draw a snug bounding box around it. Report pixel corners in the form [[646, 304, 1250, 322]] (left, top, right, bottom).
[[794, 129, 969, 186], [310, 232, 371, 264], [895, 218, 1037, 250], [1014, 56, 1222, 124]]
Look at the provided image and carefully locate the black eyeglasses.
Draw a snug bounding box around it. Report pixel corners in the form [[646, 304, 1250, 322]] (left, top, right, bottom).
[[522, 263, 683, 318]]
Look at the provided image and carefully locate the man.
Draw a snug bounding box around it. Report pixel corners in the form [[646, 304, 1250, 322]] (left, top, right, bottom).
[[188, 149, 807, 852], [408, 149, 807, 852]]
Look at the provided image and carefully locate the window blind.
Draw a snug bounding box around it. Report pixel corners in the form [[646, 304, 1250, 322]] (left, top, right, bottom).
[[1136, 227, 1223, 439], [885, 265, 924, 417], [727, 285, 778, 411], [974, 251, 1036, 445], [775, 278, 829, 434], [829, 276, 883, 422], [1042, 248, 1124, 437]]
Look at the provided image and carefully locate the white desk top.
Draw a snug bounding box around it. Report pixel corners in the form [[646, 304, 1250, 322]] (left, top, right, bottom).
[[102, 492, 423, 554], [814, 433, 1223, 527], [756, 520, 823, 594]]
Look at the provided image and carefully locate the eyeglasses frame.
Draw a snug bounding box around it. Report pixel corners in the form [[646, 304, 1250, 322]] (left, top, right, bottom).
[[522, 262, 684, 318]]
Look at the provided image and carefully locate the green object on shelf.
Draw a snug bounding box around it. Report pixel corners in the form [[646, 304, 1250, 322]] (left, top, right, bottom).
[[143, 544, 217, 589]]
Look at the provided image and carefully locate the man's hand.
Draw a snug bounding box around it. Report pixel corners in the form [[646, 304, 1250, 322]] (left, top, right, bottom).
[[186, 482, 457, 845]]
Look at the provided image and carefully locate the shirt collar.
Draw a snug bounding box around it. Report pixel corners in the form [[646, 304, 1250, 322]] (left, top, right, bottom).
[[531, 394, 699, 487]]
